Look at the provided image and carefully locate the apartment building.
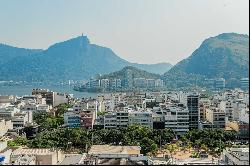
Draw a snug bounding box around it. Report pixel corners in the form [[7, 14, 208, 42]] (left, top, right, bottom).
[[64, 111, 80, 128], [110, 79, 122, 89], [53, 93, 68, 107], [164, 105, 189, 136], [64, 108, 95, 129], [12, 111, 33, 128], [79, 109, 96, 129], [205, 107, 225, 129], [199, 97, 211, 121], [116, 110, 129, 128], [89, 79, 101, 89], [32, 89, 68, 107], [220, 100, 234, 122], [146, 79, 155, 88], [240, 78, 249, 90], [0, 119, 13, 136], [134, 78, 147, 88], [0, 105, 19, 120], [155, 79, 164, 87], [231, 99, 247, 121], [152, 113, 165, 129], [104, 112, 117, 129], [128, 111, 153, 128], [32, 89, 53, 105], [187, 94, 199, 130], [100, 79, 110, 89]]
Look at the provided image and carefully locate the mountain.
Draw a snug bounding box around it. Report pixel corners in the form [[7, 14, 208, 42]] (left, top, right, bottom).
[[0, 36, 172, 82], [132, 63, 172, 75], [99, 66, 161, 80], [0, 44, 43, 65], [164, 33, 249, 88]]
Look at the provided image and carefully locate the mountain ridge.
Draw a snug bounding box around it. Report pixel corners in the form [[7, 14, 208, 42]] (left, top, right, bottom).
[[0, 35, 172, 82], [164, 33, 249, 88], [100, 66, 161, 80]]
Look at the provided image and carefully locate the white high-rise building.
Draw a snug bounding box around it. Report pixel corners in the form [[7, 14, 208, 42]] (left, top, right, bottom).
[[164, 106, 189, 136], [128, 111, 153, 128], [241, 78, 249, 90]]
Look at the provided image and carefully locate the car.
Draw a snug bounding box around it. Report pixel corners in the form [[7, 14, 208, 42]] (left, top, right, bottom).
[[200, 151, 208, 158]]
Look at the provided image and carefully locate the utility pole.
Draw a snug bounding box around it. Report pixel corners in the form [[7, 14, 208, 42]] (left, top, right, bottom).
[[92, 132, 94, 146], [160, 129, 163, 151]]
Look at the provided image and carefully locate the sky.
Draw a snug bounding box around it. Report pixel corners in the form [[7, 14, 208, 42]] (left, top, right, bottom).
[[0, 0, 249, 65]]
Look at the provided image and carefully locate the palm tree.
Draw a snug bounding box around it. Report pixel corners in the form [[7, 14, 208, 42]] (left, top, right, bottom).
[[200, 144, 208, 153], [187, 141, 192, 153]]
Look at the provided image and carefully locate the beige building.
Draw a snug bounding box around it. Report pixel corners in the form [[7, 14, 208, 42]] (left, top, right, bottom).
[[205, 107, 226, 129], [0, 118, 13, 136], [0, 139, 12, 164], [11, 148, 64, 165], [0, 95, 15, 104]]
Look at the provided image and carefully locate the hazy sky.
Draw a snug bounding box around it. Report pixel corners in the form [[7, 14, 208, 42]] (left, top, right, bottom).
[[0, 0, 249, 65]]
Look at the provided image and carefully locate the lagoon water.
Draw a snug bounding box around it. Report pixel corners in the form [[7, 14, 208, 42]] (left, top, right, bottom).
[[0, 85, 98, 99]]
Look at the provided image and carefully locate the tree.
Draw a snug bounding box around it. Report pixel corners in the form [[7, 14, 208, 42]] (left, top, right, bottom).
[[8, 136, 28, 148], [164, 143, 178, 164], [200, 144, 208, 152], [54, 103, 72, 117], [140, 137, 158, 155]]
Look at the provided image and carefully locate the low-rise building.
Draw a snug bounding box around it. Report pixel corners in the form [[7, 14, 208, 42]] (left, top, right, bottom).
[[11, 148, 64, 165], [0, 119, 13, 136], [227, 121, 249, 142], [13, 155, 36, 165], [0, 95, 15, 104], [12, 111, 33, 128], [221, 148, 249, 165], [0, 139, 12, 165]]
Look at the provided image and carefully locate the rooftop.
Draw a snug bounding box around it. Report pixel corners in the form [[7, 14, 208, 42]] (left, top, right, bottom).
[[14, 155, 36, 165], [88, 145, 141, 155], [12, 148, 57, 156], [59, 154, 87, 165]]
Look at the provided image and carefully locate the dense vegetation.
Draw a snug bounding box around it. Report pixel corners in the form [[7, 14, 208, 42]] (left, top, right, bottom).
[[8, 126, 238, 156], [17, 125, 175, 155], [180, 129, 237, 155], [33, 103, 71, 131]]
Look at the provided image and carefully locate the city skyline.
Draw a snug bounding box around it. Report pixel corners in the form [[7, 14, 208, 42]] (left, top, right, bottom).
[[0, 0, 249, 65]]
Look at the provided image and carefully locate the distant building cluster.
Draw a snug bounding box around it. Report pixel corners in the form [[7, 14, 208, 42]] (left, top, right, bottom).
[[81, 69, 164, 91], [0, 89, 71, 136], [205, 77, 249, 90], [61, 88, 249, 140], [0, 86, 249, 165]]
